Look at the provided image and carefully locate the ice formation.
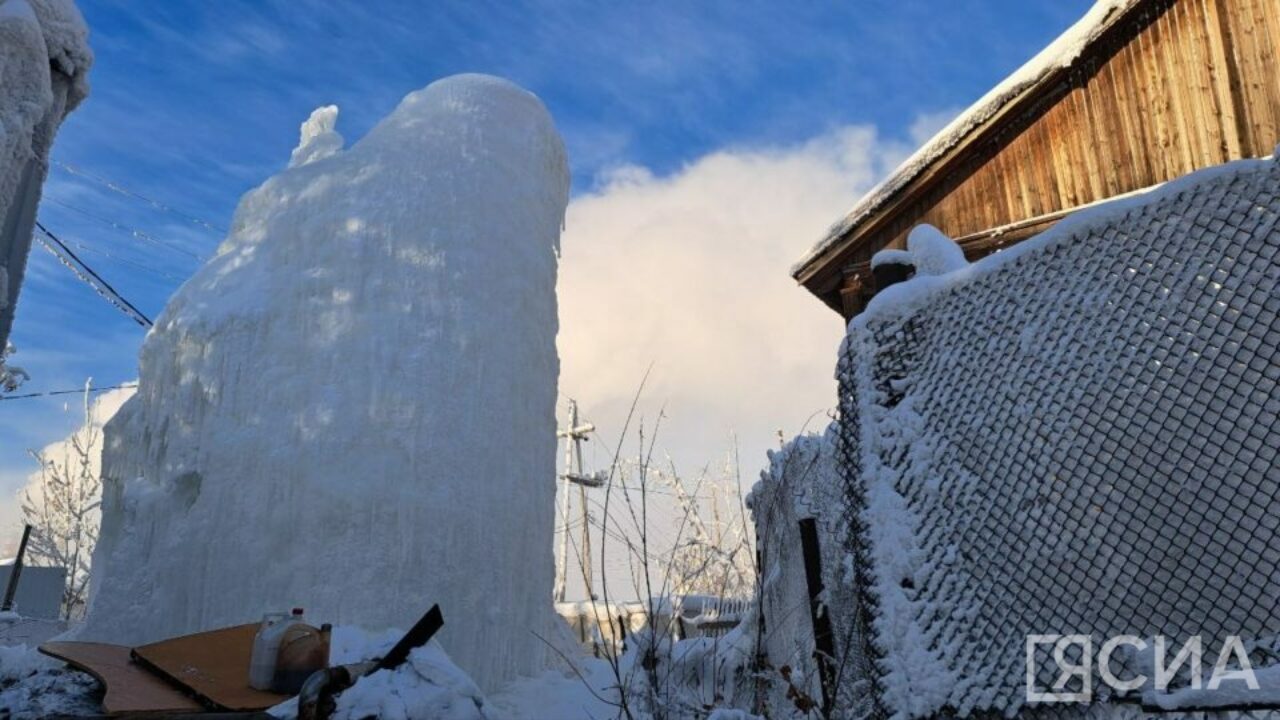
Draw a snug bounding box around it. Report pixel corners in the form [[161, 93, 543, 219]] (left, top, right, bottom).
[[80, 74, 570, 691]]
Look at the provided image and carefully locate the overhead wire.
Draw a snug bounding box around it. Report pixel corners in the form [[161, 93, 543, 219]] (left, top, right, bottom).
[[53, 161, 227, 234], [0, 383, 138, 402], [60, 235, 188, 283], [46, 198, 207, 261], [33, 221, 153, 328]]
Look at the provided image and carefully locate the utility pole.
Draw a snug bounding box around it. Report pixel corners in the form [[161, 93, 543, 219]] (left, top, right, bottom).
[[554, 399, 605, 603]]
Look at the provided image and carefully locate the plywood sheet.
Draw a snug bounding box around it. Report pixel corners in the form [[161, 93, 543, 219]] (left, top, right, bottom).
[[39, 641, 203, 715], [131, 623, 289, 711]]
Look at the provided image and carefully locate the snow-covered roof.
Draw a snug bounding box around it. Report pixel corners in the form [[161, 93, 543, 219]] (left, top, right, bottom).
[[791, 0, 1140, 280]]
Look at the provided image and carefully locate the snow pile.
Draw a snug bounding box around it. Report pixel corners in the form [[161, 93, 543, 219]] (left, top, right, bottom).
[[903, 224, 966, 276], [620, 621, 761, 719], [329, 647, 486, 720], [868, 224, 968, 280], [268, 626, 486, 720], [793, 0, 1136, 276], [272, 623, 623, 720], [80, 74, 571, 691], [486, 662, 619, 720]]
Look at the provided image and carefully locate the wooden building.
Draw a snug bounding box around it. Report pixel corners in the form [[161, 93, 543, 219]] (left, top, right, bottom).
[[793, 0, 1280, 319]]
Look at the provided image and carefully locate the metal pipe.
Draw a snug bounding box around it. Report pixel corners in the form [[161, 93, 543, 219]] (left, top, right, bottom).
[[2, 524, 32, 612], [297, 661, 376, 720]]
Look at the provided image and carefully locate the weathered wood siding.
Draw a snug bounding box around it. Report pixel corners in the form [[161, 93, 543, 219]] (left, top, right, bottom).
[[829, 0, 1280, 318]]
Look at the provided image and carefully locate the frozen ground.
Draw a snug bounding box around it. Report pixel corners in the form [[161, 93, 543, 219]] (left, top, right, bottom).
[[0, 641, 98, 719]]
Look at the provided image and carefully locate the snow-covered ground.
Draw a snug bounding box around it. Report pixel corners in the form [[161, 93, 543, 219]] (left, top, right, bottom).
[[0, 619, 748, 720], [0, 639, 98, 719]]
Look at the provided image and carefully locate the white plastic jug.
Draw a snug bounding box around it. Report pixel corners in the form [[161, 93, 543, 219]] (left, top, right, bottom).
[[249, 612, 288, 690]]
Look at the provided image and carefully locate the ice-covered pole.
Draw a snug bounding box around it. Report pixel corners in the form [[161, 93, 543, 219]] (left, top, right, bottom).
[[0, 0, 92, 358]]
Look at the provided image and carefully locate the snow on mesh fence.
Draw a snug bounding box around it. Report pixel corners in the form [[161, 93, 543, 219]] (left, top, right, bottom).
[[834, 157, 1280, 719]]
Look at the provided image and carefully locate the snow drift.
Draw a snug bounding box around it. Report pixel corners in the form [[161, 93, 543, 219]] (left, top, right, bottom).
[[80, 74, 570, 691]]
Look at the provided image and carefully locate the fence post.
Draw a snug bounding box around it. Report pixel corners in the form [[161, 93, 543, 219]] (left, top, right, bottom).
[[752, 546, 768, 715], [799, 518, 836, 716], [1, 525, 33, 613]]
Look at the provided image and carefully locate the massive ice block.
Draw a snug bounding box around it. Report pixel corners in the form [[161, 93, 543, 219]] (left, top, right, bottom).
[[81, 74, 569, 690]]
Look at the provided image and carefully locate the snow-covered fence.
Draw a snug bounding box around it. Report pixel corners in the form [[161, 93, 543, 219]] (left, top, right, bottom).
[[672, 595, 752, 640], [0, 565, 64, 621], [556, 601, 659, 658], [821, 155, 1280, 718], [748, 431, 853, 716], [556, 595, 753, 658]]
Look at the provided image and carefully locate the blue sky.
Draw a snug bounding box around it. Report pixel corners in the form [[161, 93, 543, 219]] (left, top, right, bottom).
[[2, 0, 1091, 542]]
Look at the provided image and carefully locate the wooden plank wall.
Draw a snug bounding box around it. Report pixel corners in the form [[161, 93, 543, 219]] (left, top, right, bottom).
[[832, 0, 1280, 318]]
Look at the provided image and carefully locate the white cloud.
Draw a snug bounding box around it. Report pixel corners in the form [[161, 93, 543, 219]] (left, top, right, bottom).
[[0, 386, 134, 559], [557, 123, 908, 478]]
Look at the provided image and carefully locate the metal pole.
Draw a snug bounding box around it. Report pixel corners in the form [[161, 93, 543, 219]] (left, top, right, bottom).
[[555, 399, 601, 602], [572, 401, 594, 600], [2, 524, 33, 612]]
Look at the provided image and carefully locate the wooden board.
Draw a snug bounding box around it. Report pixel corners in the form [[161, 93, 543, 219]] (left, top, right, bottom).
[[131, 623, 290, 712], [39, 641, 203, 716]]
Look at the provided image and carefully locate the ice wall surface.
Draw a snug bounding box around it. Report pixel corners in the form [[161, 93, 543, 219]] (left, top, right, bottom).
[[81, 74, 570, 691]]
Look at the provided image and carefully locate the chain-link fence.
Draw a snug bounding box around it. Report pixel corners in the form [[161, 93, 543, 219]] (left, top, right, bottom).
[[832, 157, 1280, 718]]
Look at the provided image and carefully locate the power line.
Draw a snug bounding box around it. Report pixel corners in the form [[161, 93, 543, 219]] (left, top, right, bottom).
[[46, 198, 206, 261], [0, 383, 138, 402], [34, 221, 154, 328], [62, 236, 187, 283], [53, 161, 227, 234]]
